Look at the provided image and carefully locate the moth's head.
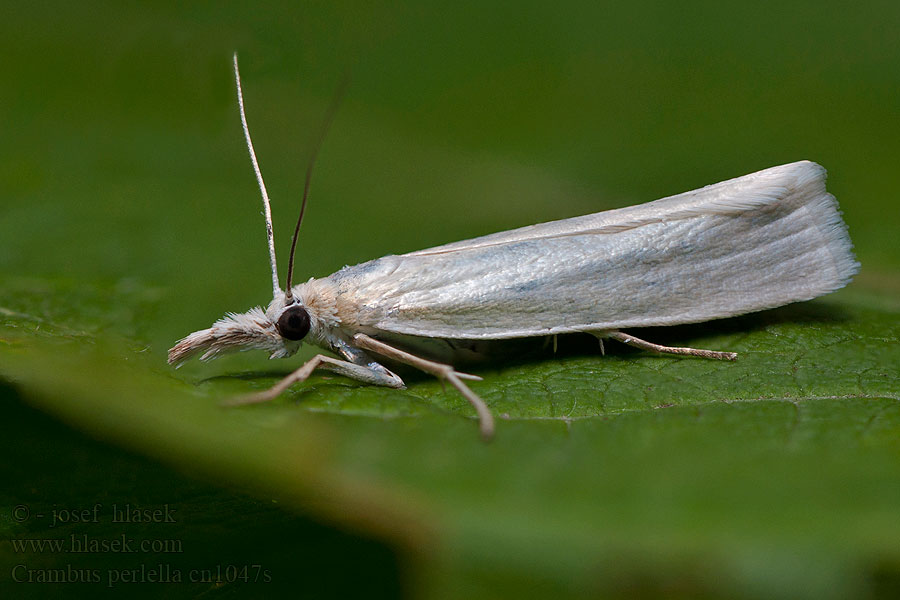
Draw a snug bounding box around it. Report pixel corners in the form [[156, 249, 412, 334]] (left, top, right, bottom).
[[169, 55, 340, 368], [167, 293, 315, 367]]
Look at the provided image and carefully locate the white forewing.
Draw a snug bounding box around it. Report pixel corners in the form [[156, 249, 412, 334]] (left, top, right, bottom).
[[323, 161, 858, 339]]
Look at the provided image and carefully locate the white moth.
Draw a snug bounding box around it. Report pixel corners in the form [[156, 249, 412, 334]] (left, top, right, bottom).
[[169, 55, 859, 439]]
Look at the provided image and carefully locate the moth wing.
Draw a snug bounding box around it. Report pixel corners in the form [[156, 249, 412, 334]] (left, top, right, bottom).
[[327, 161, 858, 340], [403, 161, 799, 256]]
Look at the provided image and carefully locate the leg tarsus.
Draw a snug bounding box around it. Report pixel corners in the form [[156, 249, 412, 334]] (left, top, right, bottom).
[[352, 333, 495, 440]]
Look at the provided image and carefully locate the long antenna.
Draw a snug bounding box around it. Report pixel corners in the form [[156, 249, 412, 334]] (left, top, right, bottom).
[[284, 74, 350, 300], [233, 53, 281, 299]]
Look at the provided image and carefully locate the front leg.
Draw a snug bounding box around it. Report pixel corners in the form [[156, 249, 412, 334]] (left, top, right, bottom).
[[225, 354, 404, 406]]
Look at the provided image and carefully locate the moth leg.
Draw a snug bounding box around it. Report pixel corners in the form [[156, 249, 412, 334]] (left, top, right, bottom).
[[351, 333, 495, 441], [225, 354, 404, 407], [600, 331, 737, 361]]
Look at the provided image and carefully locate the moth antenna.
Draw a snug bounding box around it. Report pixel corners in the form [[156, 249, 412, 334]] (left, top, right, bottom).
[[233, 53, 281, 299], [284, 73, 350, 300]]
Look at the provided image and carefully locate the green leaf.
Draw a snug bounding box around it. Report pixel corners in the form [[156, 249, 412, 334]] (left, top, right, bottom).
[[3, 3, 900, 599], [3, 279, 900, 598]]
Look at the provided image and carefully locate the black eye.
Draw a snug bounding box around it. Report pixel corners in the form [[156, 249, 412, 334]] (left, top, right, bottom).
[[276, 305, 310, 341]]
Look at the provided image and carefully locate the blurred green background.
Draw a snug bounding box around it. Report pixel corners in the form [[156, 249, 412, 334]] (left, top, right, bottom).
[[1, 1, 899, 599]]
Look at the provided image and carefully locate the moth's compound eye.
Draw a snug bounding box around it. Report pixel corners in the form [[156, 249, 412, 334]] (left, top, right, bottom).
[[276, 305, 310, 341]]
